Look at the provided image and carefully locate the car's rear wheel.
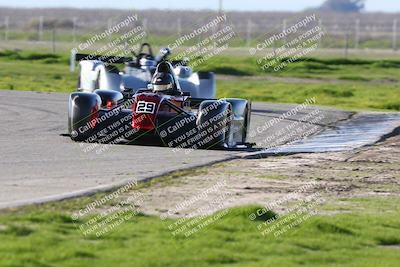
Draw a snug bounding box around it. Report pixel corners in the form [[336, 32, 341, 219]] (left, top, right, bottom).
[[223, 108, 235, 148], [224, 99, 251, 145]]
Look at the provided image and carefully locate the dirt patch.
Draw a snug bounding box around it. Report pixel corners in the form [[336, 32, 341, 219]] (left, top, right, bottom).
[[105, 135, 400, 218]]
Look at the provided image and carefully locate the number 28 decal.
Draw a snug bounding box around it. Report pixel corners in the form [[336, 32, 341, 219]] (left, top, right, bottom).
[[136, 101, 156, 114]]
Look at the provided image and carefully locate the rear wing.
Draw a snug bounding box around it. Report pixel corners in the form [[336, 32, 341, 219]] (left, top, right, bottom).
[[70, 49, 131, 72], [69, 48, 189, 72]]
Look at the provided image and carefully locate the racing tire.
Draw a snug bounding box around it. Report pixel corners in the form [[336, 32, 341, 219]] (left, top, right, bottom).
[[224, 99, 251, 145], [197, 100, 233, 149], [68, 92, 101, 142]]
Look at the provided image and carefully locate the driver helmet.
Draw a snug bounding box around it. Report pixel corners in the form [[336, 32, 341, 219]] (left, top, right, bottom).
[[151, 72, 175, 93]]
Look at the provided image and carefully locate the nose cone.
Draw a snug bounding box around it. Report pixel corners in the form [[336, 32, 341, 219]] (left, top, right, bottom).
[[132, 93, 162, 130]]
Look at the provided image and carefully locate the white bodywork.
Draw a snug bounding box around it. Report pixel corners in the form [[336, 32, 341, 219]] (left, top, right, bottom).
[[77, 59, 216, 99]]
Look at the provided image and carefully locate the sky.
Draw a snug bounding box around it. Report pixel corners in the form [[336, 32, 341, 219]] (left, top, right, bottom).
[[0, 0, 399, 13]]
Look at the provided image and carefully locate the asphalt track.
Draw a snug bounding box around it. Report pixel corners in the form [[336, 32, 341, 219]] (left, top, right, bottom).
[[0, 90, 398, 209]]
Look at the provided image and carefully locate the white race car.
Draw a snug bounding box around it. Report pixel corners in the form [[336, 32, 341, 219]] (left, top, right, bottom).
[[70, 43, 216, 99]]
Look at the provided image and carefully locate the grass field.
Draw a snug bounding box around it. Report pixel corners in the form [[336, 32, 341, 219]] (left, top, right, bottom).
[[1, 188, 399, 267], [0, 50, 399, 111], [1, 29, 398, 50]]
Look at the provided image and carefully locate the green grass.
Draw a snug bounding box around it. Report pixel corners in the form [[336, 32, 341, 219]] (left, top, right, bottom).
[[0, 51, 74, 92], [1, 29, 398, 49], [0, 196, 399, 267], [0, 50, 399, 111], [198, 55, 400, 81], [0, 61, 75, 92], [217, 80, 400, 111]]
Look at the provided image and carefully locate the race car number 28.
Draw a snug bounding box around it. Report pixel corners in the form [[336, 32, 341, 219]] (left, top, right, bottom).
[[136, 101, 156, 114]]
